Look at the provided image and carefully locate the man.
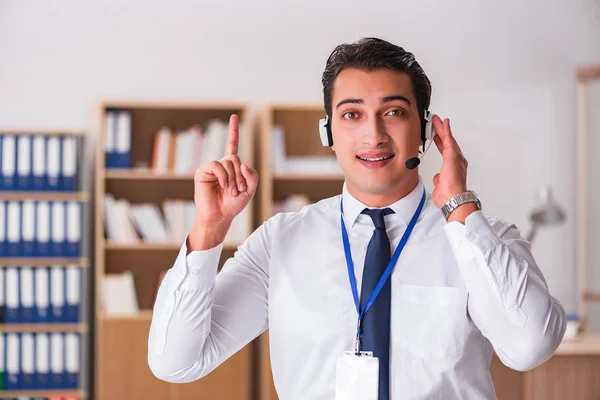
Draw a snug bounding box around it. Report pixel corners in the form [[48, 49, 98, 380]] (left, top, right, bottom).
[[148, 37, 566, 399]]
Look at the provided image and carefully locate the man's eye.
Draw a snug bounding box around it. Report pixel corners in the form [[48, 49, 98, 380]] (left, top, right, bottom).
[[343, 112, 359, 120], [387, 109, 404, 116]]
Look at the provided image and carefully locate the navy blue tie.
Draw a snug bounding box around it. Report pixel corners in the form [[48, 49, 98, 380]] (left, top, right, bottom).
[[360, 207, 394, 400]]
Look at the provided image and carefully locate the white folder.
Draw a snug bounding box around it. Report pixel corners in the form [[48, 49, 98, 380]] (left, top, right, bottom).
[[6, 201, 20, 255], [6, 333, 19, 389], [35, 267, 50, 321], [0, 201, 5, 255], [51, 201, 65, 256], [22, 199, 35, 255], [20, 267, 34, 322], [62, 136, 77, 189], [36, 333, 50, 387], [47, 136, 61, 190], [66, 201, 81, 255], [37, 200, 51, 255], [65, 333, 80, 388], [116, 111, 132, 157], [32, 135, 46, 189], [21, 332, 35, 388], [1, 134, 16, 189], [50, 266, 65, 322], [5, 267, 19, 323], [50, 332, 65, 387], [17, 135, 31, 189], [66, 265, 81, 322]]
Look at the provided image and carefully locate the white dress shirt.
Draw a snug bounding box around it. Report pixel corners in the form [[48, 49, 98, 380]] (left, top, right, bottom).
[[148, 176, 567, 400]]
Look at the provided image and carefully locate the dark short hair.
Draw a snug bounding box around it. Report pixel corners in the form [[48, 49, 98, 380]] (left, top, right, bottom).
[[321, 37, 431, 118]]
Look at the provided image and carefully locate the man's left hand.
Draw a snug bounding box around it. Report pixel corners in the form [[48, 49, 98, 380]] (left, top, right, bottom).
[[431, 115, 470, 214]]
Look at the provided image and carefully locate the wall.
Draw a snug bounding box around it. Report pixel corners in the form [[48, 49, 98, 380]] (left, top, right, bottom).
[[1, 0, 599, 317]]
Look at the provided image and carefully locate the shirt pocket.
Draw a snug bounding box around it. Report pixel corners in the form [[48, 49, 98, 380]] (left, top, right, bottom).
[[392, 283, 470, 362]]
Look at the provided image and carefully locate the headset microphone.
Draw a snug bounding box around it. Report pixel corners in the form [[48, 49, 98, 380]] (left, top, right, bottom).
[[405, 157, 421, 170]]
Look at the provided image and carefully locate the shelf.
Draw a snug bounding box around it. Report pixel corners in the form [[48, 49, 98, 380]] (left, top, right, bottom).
[[104, 241, 240, 251], [0, 130, 85, 137], [555, 332, 600, 355], [98, 309, 153, 321], [105, 169, 195, 180], [0, 258, 88, 267], [584, 291, 600, 302], [0, 323, 88, 333], [0, 389, 86, 398], [273, 173, 344, 181], [0, 191, 89, 201]]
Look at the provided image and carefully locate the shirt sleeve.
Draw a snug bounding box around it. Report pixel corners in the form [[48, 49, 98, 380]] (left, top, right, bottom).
[[444, 210, 567, 371], [147, 216, 274, 383]]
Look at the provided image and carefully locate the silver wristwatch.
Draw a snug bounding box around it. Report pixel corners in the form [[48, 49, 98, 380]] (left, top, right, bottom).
[[441, 190, 482, 219]]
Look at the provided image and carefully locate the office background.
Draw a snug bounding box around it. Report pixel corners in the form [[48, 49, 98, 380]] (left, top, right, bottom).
[[0, 0, 599, 399]]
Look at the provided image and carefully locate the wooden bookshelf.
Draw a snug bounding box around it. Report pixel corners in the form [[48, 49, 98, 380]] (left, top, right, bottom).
[[256, 104, 343, 400], [94, 101, 255, 400]]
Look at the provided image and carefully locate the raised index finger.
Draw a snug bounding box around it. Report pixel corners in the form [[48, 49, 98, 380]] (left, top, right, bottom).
[[225, 114, 240, 156]]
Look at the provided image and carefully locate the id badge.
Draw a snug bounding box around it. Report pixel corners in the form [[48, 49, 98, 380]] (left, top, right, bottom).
[[335, 351, 379, 400]]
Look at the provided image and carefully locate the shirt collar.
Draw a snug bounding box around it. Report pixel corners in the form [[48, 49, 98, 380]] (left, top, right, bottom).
[[341, 176, 426, 229]]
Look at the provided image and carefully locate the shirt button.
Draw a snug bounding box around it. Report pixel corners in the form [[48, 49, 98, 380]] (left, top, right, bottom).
[[192, 269, 199, 275], [456, 239, 463, 246]]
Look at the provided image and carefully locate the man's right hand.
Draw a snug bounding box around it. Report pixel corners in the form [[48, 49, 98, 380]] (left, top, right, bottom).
[[188, 114, 258, 251]]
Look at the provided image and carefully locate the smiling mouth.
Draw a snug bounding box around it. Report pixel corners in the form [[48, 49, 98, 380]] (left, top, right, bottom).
[[356, 155, 395, 161]]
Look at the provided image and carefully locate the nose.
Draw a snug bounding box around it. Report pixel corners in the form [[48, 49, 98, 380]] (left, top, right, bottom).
[[360, 116, 389, 146]]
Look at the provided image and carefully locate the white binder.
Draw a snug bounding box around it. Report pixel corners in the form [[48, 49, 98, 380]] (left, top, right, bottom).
[[50, 266, 65, 322], [47, 136, 61, 190], [6, 333, 19, 389], [36, 200, 51, 256], [21, 333, 35, 389], [0, 201, 5, 255], [35, 267, 50, 322], [65, 333, 79, 388], [20, 267, 34, 323], [6, 201, 20, 256], [65, 265, 80, 322], [32, 135, 46, 190], [62, 136, 77, 190], [36, 333, 50, 388], [1, 134, 16, 189], [50, 332, 65, 388], [66, 201, 81, 257], [5, 267, 19, 323], [51, 201, 65, 256], [17, 135, 31, 190], [21, 200, 35, 256]]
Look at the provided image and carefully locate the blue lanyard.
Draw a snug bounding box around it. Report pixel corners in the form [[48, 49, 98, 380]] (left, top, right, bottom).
[[340, 187, 426, 352]]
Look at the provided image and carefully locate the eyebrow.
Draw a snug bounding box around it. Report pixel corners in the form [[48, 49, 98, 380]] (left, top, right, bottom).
[[335, 95, 412, 109]]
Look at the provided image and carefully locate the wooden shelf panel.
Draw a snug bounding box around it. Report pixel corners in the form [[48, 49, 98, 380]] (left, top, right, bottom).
[[555, 332, 600, 355], [105, 169, 195, 180], [0, 389, 86, 398], [105, 178, 194, 204], [0, 258, 88, 267], [273, 176, 344, 203], [0, 191, 89, 201], [0, 323, 87, 333], [584, 291, 600, 302]]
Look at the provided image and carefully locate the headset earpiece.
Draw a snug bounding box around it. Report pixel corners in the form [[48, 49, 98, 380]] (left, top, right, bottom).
[[420, 110, 436, 153], [319, 116, 333, 147]]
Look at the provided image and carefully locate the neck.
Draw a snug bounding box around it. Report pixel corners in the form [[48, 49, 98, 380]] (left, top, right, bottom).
[[347, 171, 419, 208]]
